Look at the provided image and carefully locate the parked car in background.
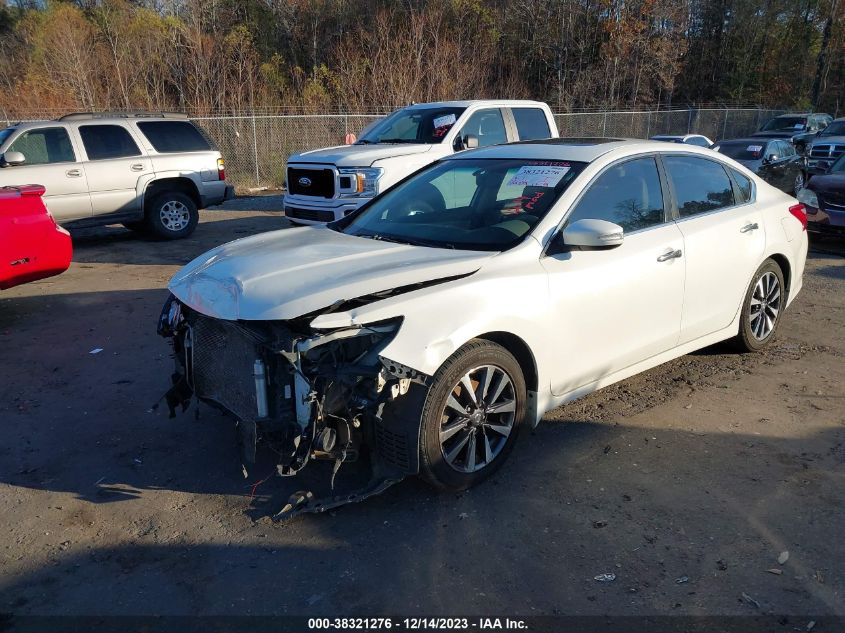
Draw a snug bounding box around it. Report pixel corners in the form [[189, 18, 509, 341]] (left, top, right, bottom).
[[805, 117, 845, 177], [282, 100, 559, 224], [798, 153, 845, 234], [160, 138, 807, 517], [650, 134, 714, 147], [713, 137, 805, 193], [752, 112, 832, 155], [1, 184, 71, 290], [0, 112, 234, 240]]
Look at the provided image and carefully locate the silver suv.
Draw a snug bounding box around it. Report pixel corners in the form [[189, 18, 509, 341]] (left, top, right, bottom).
[[0, 112, 234, 239]]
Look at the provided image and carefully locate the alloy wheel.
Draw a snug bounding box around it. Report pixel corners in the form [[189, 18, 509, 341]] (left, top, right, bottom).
[[159, 200, 191, 232], [749, 271, 781, 340], [439, 364, 516, 473]]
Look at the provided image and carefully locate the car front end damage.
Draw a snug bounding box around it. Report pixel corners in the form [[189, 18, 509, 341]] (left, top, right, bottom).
[[156, 294, 428, 519]]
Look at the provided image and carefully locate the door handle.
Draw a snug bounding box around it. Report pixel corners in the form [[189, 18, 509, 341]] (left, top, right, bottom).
[[740, 222, 759, 233], [130, 163, 145, 172], [657, 248, 683, 262], [66, 169, 81, 177]]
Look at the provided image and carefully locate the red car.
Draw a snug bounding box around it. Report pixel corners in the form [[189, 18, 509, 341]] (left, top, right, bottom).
[[0, 184, 72, 290]]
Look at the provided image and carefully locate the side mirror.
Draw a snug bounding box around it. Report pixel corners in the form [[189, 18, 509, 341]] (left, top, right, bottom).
[[454, 135, 479, 151], [560, 219, 624, 249], [1, 151, 25, 166], [764, 154, 778, 164]]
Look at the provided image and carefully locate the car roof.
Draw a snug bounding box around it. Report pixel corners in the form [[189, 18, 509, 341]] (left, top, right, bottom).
[[6, 113, 189, 130], [444, 138, 684, 163], [404, 100, 548, 109]]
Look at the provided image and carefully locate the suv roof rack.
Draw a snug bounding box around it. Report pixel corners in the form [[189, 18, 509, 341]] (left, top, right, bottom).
[[57, 112, 189, 121]]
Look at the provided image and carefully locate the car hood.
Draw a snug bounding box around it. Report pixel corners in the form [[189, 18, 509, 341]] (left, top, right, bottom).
[[288, 143, 435, 167], [752, 131, 807, 140], [168, 226, 493, 321]]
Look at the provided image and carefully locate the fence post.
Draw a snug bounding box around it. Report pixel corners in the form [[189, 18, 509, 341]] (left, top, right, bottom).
[[646, 111, 651, 138], [251, 112, 261, 188], [602, 112, 607, 136], [687, 109, 692, 134], [722, 110, 729, 140]]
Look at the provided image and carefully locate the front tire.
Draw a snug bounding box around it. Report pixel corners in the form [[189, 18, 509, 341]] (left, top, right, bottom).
[[418, 339, 526, 491], [732, 259, 785, 352], [145, 192, 198, 240]]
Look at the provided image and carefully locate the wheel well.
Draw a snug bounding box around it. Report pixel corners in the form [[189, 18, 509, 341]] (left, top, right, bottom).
[[477, 331, 538, 392], [769, 253, 791, 297], [144, 178, 200, 210]]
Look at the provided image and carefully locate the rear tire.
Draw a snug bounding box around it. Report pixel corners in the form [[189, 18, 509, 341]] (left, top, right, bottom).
[[418, 339, 526, 491], [145, 191, 198, 240], [732, 259, 785, 352]]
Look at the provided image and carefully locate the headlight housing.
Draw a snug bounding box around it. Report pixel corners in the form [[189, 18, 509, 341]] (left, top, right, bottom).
[[797, 188, 818, 209], [338, 167, 383, 198]]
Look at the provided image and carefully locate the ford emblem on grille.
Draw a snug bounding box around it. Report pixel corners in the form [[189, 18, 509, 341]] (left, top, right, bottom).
[[298, 176, 312, 187]]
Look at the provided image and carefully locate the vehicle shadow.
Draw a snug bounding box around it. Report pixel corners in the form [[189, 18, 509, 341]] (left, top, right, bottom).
[[1, 420, 843, 617], [68, 210, 290, 267]]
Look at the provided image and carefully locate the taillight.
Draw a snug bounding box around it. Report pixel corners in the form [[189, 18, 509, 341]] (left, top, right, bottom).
[[789, 203, 807, 231], [217, 158, 226, 181]]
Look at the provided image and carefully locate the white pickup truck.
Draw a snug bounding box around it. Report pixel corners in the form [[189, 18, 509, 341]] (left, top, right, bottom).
[[283, 100, 559, 224]]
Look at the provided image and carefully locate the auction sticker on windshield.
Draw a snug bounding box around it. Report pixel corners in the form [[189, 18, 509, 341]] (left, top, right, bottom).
[[507, 165, 570, 188], [433, 114, 457, 129]]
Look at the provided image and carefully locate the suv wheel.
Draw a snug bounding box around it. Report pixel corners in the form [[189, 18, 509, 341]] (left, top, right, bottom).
[[146, 192, 198, 239], [418, 339, 526, 491]]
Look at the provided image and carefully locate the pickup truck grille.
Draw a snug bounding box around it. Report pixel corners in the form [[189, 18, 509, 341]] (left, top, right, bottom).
[[189, 314, 263, 422], [809, 144, 845, 160], [287, 167, 335, 198]]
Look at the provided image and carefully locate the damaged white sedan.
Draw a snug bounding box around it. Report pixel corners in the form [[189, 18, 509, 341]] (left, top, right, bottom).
[[158, 138, 808, 518]]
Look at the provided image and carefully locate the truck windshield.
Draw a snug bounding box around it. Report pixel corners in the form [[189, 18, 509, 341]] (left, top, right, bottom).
[[819, 121, 845, 137], [356, 107, 466, 145], [0, 127, 16, 148], [333, 157, 587, 251]]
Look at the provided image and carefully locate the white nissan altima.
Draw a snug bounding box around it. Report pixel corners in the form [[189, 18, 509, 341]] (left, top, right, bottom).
[[158, 138, 808, 517]]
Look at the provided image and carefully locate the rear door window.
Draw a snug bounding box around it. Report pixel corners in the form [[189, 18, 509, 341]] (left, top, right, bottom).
[[566, 157, 665, 233], [8, 127, 76, 164], [511, 108, 551, 141], [79, 125, 141, 160], [137, 121, 212, 153], [664, 155, 735, 218]]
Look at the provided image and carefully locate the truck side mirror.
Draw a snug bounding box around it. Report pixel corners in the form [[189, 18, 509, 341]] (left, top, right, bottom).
[[453, 134, 479, 152], [0, 151, 26, 167]]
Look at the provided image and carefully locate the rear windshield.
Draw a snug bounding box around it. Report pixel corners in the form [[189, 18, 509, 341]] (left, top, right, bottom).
[[716, 142, 767, 161], [137, 121, 212, 153], [761, 116, 806, 132]]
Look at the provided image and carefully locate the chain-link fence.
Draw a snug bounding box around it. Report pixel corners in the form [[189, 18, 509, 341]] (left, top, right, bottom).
[[0, 107, 785, 190]]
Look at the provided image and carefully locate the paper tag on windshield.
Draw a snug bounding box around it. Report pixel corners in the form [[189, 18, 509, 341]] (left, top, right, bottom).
[[747, 145, 763, 152], [433, 114, 456, 129], [507, 166, 570, 188], [794, 123, 805, 129]]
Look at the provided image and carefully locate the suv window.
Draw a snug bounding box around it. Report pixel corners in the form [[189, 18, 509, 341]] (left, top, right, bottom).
[[779, 141, 795, 157], [8, 127, 75, 164], [79, 125, 141, 160], [731, 169, 753, 203], [566, 157, 665, 233], [137, 121, 211, 153], [664, 155, 735, 217], [512, 108, 551, 141], [460, 109, 508, 148]]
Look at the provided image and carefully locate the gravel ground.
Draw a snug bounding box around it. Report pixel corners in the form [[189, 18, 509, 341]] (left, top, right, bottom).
[[0, 201, 843, 619]]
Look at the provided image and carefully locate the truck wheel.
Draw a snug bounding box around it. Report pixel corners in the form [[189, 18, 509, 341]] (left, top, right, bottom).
[[145, 192, 198, 240], [418, 339, 526, 491]]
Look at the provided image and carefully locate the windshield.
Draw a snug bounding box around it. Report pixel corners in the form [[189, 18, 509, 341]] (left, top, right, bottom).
[[356, 107, 466, 144], [761, 116, 806, 132], [334, 158, 587, 251], [819, 121, 845, 137], [716, 141, 767, 161], [0, 127, 16, 148]]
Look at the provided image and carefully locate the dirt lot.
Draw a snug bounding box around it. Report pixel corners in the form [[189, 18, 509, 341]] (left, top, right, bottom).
[[1, 201, 843, 618]]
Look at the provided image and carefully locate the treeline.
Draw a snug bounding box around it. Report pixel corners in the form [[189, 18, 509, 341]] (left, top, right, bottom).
[[0, 0, 843, 117]]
